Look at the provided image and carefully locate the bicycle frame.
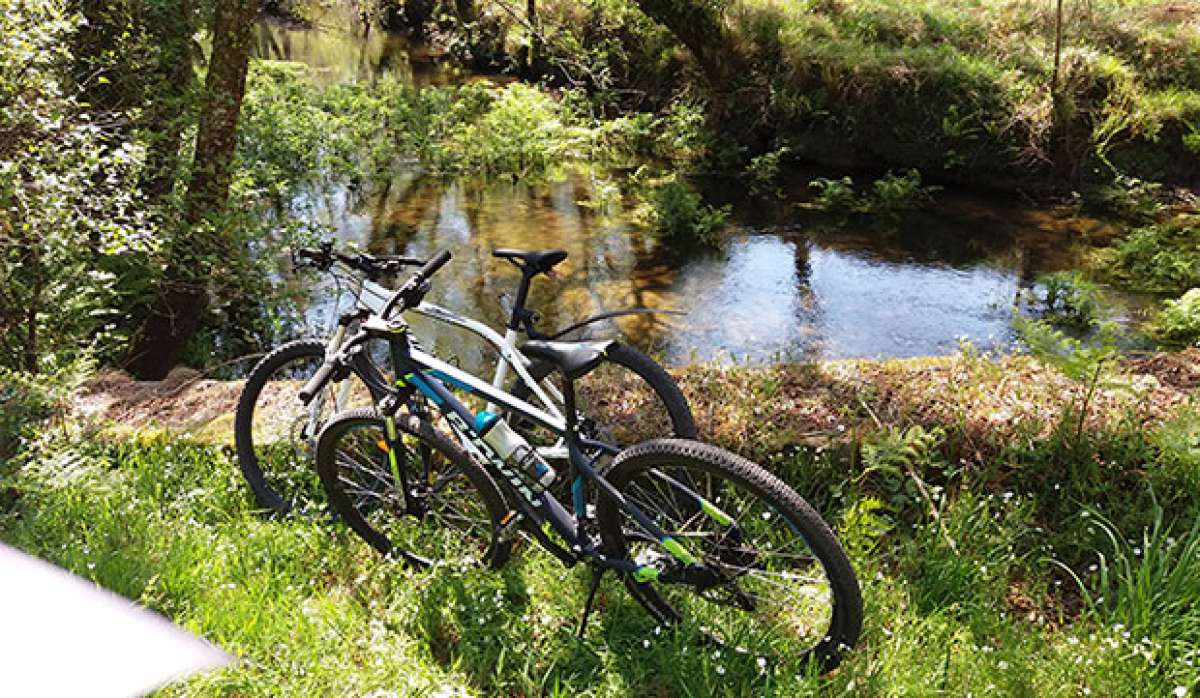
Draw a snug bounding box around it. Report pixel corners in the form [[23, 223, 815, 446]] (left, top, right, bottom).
[[313, 262, 568, 456], [355, 324, 724, 582]]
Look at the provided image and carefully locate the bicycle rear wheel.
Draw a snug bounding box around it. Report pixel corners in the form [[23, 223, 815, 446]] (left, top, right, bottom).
[[316, 407, 510, 569], [595, 439, 862, 672], [508, 341, 696, 484]]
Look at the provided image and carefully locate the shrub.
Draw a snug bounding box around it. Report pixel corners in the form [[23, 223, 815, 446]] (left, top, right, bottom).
[[1152, 288, 1200, 348], [1111, 217, 1200, 293]]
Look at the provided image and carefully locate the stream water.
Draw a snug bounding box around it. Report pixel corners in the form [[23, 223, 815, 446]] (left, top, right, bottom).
[[256, 11, 1154, 372]]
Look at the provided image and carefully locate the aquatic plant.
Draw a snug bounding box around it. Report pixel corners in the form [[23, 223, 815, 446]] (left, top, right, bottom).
[[647, 180, 730, 248], [1031, 271, 1107, 331], [807, 169, 940, 220]]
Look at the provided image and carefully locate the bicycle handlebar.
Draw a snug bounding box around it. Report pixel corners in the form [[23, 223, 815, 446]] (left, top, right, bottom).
[[293, 243, 425, 280], [297, 249, 452, 406], [380, 249, 452, 319]]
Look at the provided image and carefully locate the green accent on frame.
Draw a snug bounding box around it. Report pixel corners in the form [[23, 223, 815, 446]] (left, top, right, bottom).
[[661, 537, 698, 565], [633, 566, 660, 583], [700, 498, 735, 527]]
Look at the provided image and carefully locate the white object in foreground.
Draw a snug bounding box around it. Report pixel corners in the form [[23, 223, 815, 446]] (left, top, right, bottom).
[[0, 542, 232, 697]]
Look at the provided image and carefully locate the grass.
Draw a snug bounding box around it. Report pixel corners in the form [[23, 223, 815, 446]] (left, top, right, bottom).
[[2, 347, 1199, 695]]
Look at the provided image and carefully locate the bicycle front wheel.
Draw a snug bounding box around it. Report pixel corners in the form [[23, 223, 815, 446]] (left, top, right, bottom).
[[595, 439, 862, 672], [316, 407, 510, 569]]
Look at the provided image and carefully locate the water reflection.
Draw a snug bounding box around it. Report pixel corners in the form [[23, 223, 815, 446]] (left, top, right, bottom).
[[254, 9, 453, 86], [268, 14, 1149, 371], [297, 171, 1141, 373]]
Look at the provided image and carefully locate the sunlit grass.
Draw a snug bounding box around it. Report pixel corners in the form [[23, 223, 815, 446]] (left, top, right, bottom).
[[1, 419, 1197, 695]]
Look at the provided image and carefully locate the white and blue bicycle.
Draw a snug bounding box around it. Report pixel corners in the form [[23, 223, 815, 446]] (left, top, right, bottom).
[[234, 242, 695, 515]]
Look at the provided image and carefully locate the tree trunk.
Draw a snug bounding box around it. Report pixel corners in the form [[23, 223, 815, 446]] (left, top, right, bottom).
[[524, 0, 541, 78], [631, 0, 745, 91], [126, 0, 258, 379]]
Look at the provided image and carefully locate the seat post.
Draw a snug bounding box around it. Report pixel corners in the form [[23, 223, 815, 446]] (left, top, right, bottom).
[[560, 373, 578, 434], [508, 268, 534, 331]]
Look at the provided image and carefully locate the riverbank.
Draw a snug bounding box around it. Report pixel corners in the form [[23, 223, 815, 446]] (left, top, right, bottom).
[[3, 349, 1198, 694], [350, 0, 1200, 193], [67, 349, 1200, 451]]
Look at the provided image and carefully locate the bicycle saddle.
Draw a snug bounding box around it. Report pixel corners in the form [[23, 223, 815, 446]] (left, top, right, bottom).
[[520, 339, 615, 380], [492, 248, 568, 275]]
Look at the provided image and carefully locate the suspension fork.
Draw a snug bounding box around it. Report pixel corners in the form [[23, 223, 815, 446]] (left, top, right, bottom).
[[306, 322, 350, 438]]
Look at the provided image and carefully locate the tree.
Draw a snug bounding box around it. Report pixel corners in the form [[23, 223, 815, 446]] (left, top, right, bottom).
[[126, 0, 258, 379], [631, 0, 746, 92]]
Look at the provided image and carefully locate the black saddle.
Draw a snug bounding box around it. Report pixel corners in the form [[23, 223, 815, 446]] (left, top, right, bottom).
[[493, 248, 568, 275], [521, 339, 615, 380]]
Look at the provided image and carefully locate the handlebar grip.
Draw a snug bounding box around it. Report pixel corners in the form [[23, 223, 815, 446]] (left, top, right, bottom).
[[298, 361, 336, 405], [380, 249, 452, 318], [416, 249, 452, 281]]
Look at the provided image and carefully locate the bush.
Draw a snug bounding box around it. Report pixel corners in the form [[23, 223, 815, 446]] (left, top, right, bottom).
[[1152, 288, 1200, 348], [648, 181, 730, 247], [0, 368, 65, 461], [1111, 217, 1200, 293]]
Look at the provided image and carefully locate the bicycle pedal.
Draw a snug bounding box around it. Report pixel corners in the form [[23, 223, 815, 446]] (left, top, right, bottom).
[[497, 510, 524, 543]]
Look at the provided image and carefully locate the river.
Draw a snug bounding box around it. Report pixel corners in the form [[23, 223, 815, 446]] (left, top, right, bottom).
[[255, 9, 1154, 373]]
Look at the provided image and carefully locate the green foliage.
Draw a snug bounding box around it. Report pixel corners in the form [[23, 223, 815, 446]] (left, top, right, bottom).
[[647, 181, 730, 247], [1151, 288, 1200, 348], [1111, 217, 1200, 294], [437, 83, 588, 179], [0, 1, 161, 373], [808, 169, 940, 220], [744, 145, 791, 197], [1149, 407, 1200, 493], [859, 424, 945, 511], [0, 367, 68, 461], [1014, 316, 1121, 449], [808, 175, 858, 212], [1083, 175, 1164, 222], [869, 169, 941, 216], [1031, 271, 1107, 330], [1015, 316, 1118, 384]]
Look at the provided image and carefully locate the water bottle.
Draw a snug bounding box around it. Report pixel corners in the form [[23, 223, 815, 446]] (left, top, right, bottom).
[[474, 411, 556, 489]]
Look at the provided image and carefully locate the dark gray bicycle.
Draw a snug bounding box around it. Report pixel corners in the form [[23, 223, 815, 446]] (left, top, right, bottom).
[[308, 251, 863, 671]]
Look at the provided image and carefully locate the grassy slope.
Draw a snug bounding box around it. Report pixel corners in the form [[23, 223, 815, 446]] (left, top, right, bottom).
[[2, 351, 1199, 696], [513, 0, 1200, 186], [731, 0, 1200, 183]]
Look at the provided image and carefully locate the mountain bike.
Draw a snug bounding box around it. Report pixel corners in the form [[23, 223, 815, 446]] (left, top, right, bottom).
[[234, 242, 695, 514], [311, 251, 863, 671]]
